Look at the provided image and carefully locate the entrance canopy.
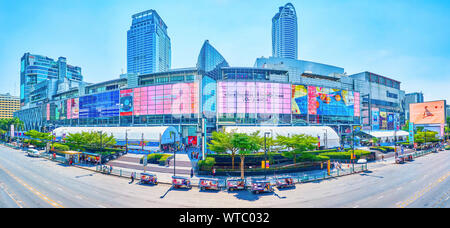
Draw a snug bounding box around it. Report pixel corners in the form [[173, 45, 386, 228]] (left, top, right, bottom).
[[224, 126, 340, 149], [361, 130, 410, 139], [52, 126, 180, 145]]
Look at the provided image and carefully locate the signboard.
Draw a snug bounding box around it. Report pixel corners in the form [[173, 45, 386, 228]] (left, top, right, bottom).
[[409, 122, 415, 144], [134, 82, 198, 115], [10, 125, 14, 139], [217, 82, 291, 114], [410, 100, 446, 125]]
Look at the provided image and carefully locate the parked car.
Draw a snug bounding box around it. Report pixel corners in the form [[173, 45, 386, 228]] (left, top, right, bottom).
[[27, 149, 41, 157]]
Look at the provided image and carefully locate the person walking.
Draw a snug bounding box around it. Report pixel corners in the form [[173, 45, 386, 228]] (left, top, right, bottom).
[[190, 168, 194, 179], [212, 167, 216, 177], [130, 172, 134, 184]]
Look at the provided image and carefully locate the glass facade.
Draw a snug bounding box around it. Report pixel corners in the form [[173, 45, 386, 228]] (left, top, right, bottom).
[[127, 10, 171, 75], [272, 3, 298, 59], [20, 53, 83, 106]]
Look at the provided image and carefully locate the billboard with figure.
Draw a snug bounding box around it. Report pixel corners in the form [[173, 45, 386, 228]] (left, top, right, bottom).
[[410, 100, 446, 125]]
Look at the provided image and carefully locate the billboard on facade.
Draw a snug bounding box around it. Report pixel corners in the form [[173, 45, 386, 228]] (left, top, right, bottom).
[[120, 89, 134, 116], [217, 82, 291, 114], [292, 85, 308, 115], [202, 77, 217, 118], [380, 112, 387, 130], [133, 82, 198, 116], [372, 110, 380, 130], [410, 100, 446, 125], [387, 113, 394, 130], [306, 86, 358, 117], [79, 91, 120, 119], [67, 98, 79, 120]]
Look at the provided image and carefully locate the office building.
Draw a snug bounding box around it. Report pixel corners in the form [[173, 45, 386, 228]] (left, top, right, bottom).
[[20, 53, 83, 107], [127, 10, 171, 75], [0, 93, 20, 119], [272, 3, 298, 59]]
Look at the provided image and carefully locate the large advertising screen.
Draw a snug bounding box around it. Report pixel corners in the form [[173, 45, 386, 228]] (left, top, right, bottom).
[[202, 77, 217, 118], [67, 98, 79, 119], [292, 85, 308, 115], [302, 86, 359, 117], [217, 82, 291, 114], [410, 100, 446, 124], [79, 91, 120, 119], [133, 82, 199, 116], [120, 89, 134, 116]]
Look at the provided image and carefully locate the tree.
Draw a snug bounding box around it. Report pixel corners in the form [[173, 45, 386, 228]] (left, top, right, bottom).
[[277, 134, 318, 164], [231, 133, 260, 179], [64, 131, 116, 151], [207, 131, 239, 170]]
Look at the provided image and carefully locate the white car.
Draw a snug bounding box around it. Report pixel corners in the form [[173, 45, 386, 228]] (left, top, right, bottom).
[[27, 149, 41, 157], [357, 159, 367, 164]]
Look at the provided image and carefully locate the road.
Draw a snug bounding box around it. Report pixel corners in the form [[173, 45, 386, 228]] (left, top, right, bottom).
[[0, 144, 448, 208]]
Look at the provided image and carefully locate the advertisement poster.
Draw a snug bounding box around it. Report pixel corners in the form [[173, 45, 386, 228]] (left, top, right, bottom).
[[133, 82, 198, 116], [307, 86, 318, 115], [409, 122, 414, 144], [387, 113, 394, 130], [292, 85, 308, 115], [120, 89, 134, 116], [380, 112, 387, 130], [372, 110, 379, 130], [410, 100, 446, 124], [307, 86, 356, 116], [217, 82, 291, 114], [188, 136, 198, 146]]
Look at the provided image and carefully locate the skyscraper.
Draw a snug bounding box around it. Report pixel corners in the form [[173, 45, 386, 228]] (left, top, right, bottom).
[[127, 10, 171, 75], [272, 3, 298, 59], [20, 53, 83, 106]]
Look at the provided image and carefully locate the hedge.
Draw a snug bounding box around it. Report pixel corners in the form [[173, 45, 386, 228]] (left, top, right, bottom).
[[52, 143, 70, 152], [319, 150, 371, 160], [141, 153, 172, 165], [198, 157, 216, 171]]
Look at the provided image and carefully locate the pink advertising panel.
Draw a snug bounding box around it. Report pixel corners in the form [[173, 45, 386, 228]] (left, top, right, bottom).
[[133, 82, 198, 115], [217, 82, 291, 114]]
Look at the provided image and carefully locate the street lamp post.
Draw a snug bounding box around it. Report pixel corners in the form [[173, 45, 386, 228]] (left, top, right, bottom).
[[323, 129, 328, 149], [264, 132, 271, 179]]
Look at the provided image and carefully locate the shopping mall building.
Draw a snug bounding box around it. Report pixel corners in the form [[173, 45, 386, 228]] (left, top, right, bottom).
[[14, 40, 378, 144], [14, 7, 407, 149]]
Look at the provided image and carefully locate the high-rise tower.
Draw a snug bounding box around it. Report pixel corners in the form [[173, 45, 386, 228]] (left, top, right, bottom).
[[272, 3, 298, 59], [127, 10, 171, 75]]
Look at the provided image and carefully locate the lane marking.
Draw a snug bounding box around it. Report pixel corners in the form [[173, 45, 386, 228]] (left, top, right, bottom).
[[0, 165, 64, 208], [0, 182, 25, 208], [397, 172, 450, 208]]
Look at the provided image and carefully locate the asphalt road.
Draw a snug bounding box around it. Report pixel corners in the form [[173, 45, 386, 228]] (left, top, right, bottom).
[[0, 144, 448, 208]]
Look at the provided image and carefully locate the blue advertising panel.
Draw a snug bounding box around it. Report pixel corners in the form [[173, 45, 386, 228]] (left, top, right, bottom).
[[409, 122, 414, 143], [372, 110, 379, 130], [387, 113, 394, 130], [79, 91, 120, 119], [202, 76, 216, 118]]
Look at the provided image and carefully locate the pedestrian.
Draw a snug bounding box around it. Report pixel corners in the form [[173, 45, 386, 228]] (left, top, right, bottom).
[[212, 167, 216, 177], [109, 165, 113, 174], [190, 168, 194, 179], [381, 155, 384, 161], [130, 172, 134, 183]]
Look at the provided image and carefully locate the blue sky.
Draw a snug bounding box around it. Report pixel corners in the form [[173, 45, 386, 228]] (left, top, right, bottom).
[[0, 0, 449, 102]]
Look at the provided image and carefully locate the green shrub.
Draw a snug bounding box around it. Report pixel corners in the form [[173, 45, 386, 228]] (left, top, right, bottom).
[[319, 150, 371, 160], [198, 157, 216, 171], [158, 154, 172, 166], [52, 143, 70, 152]]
